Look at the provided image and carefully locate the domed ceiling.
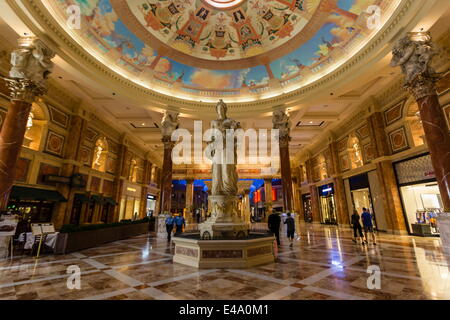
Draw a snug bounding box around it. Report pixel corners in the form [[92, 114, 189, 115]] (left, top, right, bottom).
[[44, 0, 399, 101]]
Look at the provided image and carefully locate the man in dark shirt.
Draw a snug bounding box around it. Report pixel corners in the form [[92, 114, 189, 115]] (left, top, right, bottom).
[[284, 212, 296, 247], [267, 211, 281, 245], [351, 210, 364, 244], [361, 208, 377, 245]]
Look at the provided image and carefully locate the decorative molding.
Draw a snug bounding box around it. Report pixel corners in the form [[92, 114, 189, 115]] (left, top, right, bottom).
[[44, 130, 65, 156], [384, 99, 406, 126], [389, 126, 409, 154], [15, 0, 425, 113]]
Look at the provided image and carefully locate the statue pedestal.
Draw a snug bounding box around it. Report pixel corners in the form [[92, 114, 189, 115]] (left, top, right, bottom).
[[172, 234, 275, 269], [199, 195, 249, 240], [156, 215, 169, 239]]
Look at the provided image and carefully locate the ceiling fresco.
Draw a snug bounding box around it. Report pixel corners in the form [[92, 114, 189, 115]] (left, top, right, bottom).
[[48, 0, 398, 100]]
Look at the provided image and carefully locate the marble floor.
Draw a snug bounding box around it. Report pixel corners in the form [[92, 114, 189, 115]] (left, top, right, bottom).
[[1, 223, 449, 300]]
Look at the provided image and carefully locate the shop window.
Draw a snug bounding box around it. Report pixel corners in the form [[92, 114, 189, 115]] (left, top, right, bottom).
[[23, 103, 46, 151], [348, 135, 363, 169], [407, 103, 425, 147], [92, 137, 109, 172]]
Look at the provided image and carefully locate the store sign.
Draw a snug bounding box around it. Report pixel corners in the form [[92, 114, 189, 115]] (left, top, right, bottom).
[[395, 154, 436, 185], [43, 175, 71, 184], [43, 174, 86, 188], [319, 184, 334, 195], [147, 194, 156, 200]]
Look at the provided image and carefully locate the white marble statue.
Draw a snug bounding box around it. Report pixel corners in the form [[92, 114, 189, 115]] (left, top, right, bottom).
[[9, 38, 55, 87], [390, 33, 439, 86], [208, 99, 240, 196], [160, 110, 179, 137], [199, 100, 248, 239]]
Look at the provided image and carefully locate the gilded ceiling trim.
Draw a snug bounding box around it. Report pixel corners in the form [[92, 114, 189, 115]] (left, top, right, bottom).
[[8, 0, 428, 115]]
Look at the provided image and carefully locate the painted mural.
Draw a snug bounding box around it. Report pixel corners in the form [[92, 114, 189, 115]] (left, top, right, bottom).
[[50, 0, 397, 97]]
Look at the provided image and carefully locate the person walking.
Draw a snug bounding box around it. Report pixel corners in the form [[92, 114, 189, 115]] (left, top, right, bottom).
[[361, 207, 377, 245], [267, 210, 281, 246], [165, 214, 175, 242], [284, 212, 295, 247], [351, 210, 364, 244], [174, 214, 186, 235]]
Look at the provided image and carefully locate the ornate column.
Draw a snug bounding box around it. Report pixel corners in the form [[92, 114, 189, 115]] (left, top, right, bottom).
[[273, 110, 293, 212], [391, 32, 450, 210], [0, 38, 54, 210], [305, 158, 320, 222], [156, 111, 178, 238], [376, 161, 407, 233], [204, 180, 212, 219], [53, 114, 86, 228], [158, 111, 179, 215], [292, 177, 302, 214], [367, 112, 391, 158], [185, 178, 194, 223], [110, 142, 127, 223], [263, 177, 273, 220], [328, 141, 350, 225], [138, 160, 152, 219], [238, 180, 253, 224]]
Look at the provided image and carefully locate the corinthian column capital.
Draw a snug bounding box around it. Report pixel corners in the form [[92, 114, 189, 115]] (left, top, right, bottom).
[[160, 110, 179, 138], [390, 32, 441, 100], [272, 109, 291, 146], [3, 37, 55, 103]]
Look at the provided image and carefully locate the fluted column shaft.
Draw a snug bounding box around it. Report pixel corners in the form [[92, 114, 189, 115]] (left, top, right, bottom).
[[159, 137, 174, 214]]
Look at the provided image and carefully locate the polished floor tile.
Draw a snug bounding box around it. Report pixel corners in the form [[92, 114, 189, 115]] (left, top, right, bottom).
[[1, 223, 449, 300]]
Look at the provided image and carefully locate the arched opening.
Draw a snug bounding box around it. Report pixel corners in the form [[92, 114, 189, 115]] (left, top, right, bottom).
[[23, 103, 46, 151], [406, 102, 425, 147], [348, 135, 363, 169], [92, 137, 109, 172]]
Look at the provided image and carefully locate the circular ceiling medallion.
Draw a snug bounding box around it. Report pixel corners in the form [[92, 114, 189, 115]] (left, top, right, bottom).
[[202, 0, 245, 9]]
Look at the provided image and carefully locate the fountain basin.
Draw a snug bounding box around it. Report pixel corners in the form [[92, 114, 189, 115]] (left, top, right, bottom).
[[172, 233, 275, 268]]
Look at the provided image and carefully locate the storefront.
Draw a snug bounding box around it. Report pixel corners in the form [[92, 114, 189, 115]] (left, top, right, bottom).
[[6, 186, 67, 223], [395, 154, 443, 236], [318, 184, 337, 225], [146, 194, 157, 216], [119, 183, 142, 221], [302, 193, 312, 222], [71, 193, 117, 225], [344, 173, 378, 230]]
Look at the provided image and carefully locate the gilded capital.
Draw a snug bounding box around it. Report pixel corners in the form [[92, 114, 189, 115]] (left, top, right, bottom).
[[272, 109, 291, 142], [160, 110, 179, 138], [390, 32, 441, 100], [5, 37, 55, 102]]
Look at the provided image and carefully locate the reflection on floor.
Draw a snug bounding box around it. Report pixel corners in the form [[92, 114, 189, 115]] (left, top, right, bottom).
[[1, 223, 449, 300]]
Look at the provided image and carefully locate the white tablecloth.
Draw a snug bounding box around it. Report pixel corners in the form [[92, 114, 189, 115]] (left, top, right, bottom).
[[18, 232, 59, 250]]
